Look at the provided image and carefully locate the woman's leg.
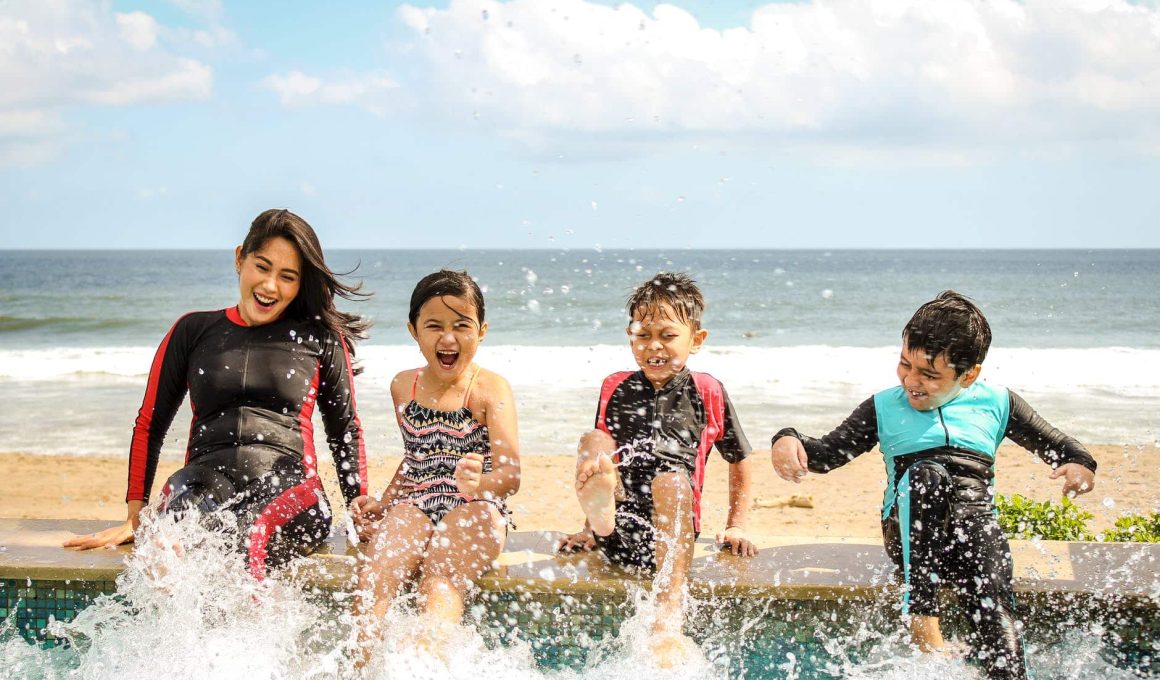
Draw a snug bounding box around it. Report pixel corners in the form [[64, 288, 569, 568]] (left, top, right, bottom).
[[416, 501, 505, 625]]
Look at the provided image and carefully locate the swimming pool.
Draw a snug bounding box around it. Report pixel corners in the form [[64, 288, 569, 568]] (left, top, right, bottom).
[[2, 520, 1157, 678]]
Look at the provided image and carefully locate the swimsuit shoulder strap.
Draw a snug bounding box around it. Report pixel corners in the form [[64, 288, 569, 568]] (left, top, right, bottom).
[[462, 366, 481, 409], [410, 369, 421, 401]]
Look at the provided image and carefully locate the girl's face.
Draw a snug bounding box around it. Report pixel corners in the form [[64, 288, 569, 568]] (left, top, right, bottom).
[[408, 295, 487, 380], [234, 236, 301, 327]]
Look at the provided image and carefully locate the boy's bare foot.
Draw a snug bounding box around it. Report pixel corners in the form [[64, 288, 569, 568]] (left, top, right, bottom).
[[576, 454, 617, 536], [649, 630, 701, 669]]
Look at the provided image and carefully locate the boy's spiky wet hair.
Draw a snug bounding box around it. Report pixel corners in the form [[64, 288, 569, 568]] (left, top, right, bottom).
[[903, 290, 992, 376], [626, 272, 705, 329]]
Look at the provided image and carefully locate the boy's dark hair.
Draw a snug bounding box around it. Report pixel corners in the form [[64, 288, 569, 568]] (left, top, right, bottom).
[[408, 269, 485, 327], [903, 290, 992, 376], [626, 272, 705, 329]]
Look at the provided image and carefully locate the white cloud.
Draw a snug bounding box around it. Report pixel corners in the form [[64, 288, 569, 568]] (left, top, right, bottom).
[[262, 70, 400, 114], [392, 0, 1160, 154], [0, 0, 213, 165], [116, 11, 159, 51]]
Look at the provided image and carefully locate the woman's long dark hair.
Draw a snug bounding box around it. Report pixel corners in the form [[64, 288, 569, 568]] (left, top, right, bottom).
[[240, 209, 371, 352]]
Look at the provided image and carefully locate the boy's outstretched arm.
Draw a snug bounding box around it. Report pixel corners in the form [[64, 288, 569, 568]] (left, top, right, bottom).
[[719, 456, 757, 556], [771, 398, 879, 481], [1005, 390, 1097, 497]]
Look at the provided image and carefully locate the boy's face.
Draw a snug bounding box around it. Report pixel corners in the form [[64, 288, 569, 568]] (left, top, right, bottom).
[[896, 342, 981, 411], [627, 303, 707, 389]]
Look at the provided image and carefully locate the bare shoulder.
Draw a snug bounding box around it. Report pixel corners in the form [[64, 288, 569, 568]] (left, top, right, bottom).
[[470, 366, 516, 415], [473, 366, 514, 400], [389, 369, 418, 404]]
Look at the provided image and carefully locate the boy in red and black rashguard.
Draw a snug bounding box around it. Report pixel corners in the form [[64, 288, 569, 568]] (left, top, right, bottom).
[[127, 306, 367, 579], [559, 272, 756, 667]]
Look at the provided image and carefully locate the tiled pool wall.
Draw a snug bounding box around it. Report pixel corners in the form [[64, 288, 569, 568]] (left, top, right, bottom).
[[5, 576, 1157, 676], [2, 577, 118, 646]]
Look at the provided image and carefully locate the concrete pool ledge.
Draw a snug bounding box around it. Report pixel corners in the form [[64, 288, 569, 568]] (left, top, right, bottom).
[[2, 518, 1157, 605]]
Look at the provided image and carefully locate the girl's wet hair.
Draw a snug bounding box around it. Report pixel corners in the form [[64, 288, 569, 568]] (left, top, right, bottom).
[[626, 272, 704, 329], [409, 269, 485, 326], [903, 290, 992, 376], [240, 209, 371, 350]]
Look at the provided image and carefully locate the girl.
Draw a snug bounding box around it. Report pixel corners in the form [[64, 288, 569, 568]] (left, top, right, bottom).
[[351, 269, 520, 650], [64, 209, 369, 580]]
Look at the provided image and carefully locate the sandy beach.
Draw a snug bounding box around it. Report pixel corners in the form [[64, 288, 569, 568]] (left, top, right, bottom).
[[2, 444, 1155, 541]]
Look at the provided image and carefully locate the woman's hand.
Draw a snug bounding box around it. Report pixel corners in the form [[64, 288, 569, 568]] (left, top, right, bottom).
[[349, 495, 384, 542], [62, 501, 144, 550], [454, 452, 486, 496]]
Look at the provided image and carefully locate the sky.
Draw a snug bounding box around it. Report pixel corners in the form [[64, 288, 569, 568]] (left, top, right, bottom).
[[1, 0, 1158, 250]]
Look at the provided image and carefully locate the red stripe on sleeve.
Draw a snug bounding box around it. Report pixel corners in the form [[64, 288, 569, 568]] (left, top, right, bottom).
[[689, 372, 726, 534], [298, 367, 319, 478], [338, 336, 367, 496], [126, 317, 185, 502], [595, 372, 633, 437]]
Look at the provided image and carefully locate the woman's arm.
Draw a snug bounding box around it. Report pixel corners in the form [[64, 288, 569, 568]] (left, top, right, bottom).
[[66, 314, 196, 549], [317, 334, 368, 505]]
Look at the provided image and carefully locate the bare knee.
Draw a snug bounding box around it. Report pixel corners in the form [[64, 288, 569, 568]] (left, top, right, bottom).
[[578, 429, 616, 455]]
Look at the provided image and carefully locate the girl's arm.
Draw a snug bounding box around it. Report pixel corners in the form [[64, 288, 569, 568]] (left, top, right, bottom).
[[459, 370, 521, 500]]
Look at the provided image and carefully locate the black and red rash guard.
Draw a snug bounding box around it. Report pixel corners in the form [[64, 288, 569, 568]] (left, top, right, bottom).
[[126, 306, 367, 505], [596, 367, 751, 532]]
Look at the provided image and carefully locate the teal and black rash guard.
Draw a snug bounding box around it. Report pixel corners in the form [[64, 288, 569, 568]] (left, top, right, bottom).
[[775, 381, 1096, 680], [126, 306, 367, 577], [775, 381, 1096, 515]]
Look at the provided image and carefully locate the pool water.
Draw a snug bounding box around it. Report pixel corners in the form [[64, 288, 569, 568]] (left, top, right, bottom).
[[2, 516, 1156, 679]]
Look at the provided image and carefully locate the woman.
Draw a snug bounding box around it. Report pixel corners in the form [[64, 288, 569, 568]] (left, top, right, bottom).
[[64, 209, 370, 580]]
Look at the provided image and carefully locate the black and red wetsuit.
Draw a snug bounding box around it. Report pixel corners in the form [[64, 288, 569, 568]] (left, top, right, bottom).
[[593, 368, 751, 570], [126, 306, 367, 579]]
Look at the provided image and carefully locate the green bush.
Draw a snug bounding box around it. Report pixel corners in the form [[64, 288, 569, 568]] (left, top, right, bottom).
[[1100, 512, 1160, 543], [995, 493, 1094, 541]]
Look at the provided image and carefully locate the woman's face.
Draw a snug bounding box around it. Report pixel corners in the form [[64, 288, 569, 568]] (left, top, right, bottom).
[[234, 236, 301, 326]]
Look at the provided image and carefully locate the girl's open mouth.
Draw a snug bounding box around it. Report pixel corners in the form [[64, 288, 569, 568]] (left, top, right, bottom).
[[437, 350, 459, 369]]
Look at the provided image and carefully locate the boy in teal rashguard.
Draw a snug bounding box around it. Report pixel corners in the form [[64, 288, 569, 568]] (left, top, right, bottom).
[[771, 290, 1097, 679]]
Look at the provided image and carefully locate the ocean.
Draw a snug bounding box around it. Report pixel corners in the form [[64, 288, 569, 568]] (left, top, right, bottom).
[[1, 249, 1157, 458]]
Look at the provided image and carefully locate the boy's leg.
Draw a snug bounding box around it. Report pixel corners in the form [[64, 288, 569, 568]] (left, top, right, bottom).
[[648, 470, 699, 667], [949, 513, 1026, 679], [417, 501, 506, 626], [883, 460, 954, 650], [575, 429, 620, 536]]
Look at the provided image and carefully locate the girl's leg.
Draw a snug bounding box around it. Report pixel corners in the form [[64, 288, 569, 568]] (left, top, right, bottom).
[[416, 501, 505, 625], [354, 504, 435, 643]]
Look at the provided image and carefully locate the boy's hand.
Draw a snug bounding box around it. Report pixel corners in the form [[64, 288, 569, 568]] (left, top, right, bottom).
[[1051, 463, 1095, 498], [716, 526, 758, 557], [556, 526, 597, 553], [454, 452, 486, 496], [771, 437, 810, 483], [348, 495, 384, 541]]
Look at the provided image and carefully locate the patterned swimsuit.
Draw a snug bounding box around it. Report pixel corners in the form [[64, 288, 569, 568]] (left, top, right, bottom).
[[394, 369, 507, 524]]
